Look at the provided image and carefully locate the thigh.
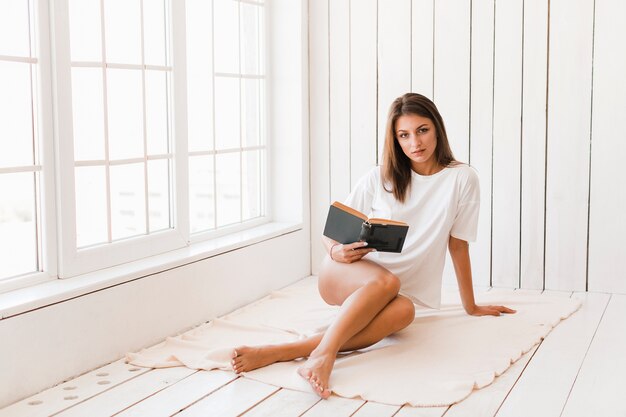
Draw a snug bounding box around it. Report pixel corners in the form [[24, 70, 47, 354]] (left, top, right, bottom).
[[317, 255, 399, 306]]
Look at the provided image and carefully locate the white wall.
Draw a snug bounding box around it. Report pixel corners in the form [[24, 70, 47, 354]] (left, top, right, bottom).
[[310, 0, 626, 294]]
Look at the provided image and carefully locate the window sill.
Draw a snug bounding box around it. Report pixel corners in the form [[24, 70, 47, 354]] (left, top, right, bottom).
[[0, 221, 302, 319]]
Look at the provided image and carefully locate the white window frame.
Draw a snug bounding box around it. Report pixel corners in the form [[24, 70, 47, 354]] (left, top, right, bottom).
[[0, 0, 58, 292], [52, 0, 188, 278], [1, 0, 304, 292], [187, 0, 270, 243]]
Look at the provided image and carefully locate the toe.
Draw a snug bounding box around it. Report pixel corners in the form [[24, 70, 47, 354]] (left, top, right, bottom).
[[321, 388, 332, 399]]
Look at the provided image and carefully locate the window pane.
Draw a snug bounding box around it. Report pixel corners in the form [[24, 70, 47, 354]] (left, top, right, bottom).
[[104, 0, 141, 65], [0, 61, 34, 168], [145, 70, 169, 155], [110, 163, 146, 240], [189, 155, 215, 233], [143, 0, 168, 66], [147, 159, 171, 232], [216, 152, 240, 227], [107, 69, 144, 160], [242, 150, 262, 220], [186, 0, 213, 153], [0, 173, 38, 280], [75, 166, 108, 247], [213, 0, 239, 74], [240, 3, 259, 75], [214, 77, 240, 150], [0, 0, 30, 57], [241, 79, 260, 147], [68, 0, 102, 61], [72, 68, 105, 161]]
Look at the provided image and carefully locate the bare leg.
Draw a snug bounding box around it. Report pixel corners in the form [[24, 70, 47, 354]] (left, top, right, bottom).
[[231, 294, 415, 371], [232, 257, 415, 398]]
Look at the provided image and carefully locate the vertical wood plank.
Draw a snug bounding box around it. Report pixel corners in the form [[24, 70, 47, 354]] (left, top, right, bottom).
[[433, 0, 470, 162], [349, 0, 378, 188], [309, 0, 331, 274], [329, 0, 352, 202], [520, 0, 548, 290], [491, 0, 524, 288], [587, 0, 626, 293], [377, 0, 412, 161], [411, 0, 434, 98], [544, 0, 594, 291], [468, 0, 495, 287], [433, 1, 471, 286]]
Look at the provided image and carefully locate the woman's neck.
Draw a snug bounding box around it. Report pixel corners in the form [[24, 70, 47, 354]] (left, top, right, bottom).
[[411, 160, 443, 176]]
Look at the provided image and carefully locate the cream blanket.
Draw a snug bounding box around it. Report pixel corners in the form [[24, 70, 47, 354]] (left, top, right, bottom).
[[126, 277, 581, 406]]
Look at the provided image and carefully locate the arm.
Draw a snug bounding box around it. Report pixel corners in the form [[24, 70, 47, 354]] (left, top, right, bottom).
[[448, 236, 516, 316]]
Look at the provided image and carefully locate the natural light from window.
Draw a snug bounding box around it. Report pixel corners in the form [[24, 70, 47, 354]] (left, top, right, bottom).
[[1, 0, 268, 285]]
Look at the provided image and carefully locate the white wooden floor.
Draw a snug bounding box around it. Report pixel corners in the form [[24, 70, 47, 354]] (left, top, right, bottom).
[[2, 290, 625, 417]]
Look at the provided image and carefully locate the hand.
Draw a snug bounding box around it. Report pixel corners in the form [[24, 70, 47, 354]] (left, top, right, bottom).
[[330, 241, 376, 263], [466, 304, 516, 317]]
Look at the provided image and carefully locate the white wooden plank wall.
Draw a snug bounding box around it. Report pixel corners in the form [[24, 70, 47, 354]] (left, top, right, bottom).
[[520, 0, 548, 290], [544, 0, 594, 291], [491, 0, 523, 288], [468, 0, 494, 288], [587, 0, 626, 294], [310, 0, 626, 294]]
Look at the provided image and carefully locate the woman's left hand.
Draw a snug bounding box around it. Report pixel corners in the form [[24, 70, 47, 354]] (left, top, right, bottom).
[[467, 305, 516, 317]]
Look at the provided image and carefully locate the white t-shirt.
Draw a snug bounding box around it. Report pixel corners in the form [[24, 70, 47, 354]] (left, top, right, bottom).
[[343, 164, 480, 309]]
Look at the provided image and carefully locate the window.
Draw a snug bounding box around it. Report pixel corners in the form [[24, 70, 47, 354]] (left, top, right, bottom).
[[186, 0, 266, 236], [1, 0, 271, 288], [0, 0, 43, 284]]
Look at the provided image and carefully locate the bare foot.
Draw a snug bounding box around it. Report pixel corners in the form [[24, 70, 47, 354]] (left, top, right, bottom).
[[297, 353, 335, 399], [230, 345, 284, 374]]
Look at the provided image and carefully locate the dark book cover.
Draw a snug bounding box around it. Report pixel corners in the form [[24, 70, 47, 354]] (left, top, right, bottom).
[[323, 202, 409, 253]]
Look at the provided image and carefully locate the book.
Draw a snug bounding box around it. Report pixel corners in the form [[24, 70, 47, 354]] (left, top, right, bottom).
[[322, 201, 409, 253]]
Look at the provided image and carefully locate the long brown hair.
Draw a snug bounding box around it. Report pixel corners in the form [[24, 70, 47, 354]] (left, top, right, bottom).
[[382, 93, 457, 202]]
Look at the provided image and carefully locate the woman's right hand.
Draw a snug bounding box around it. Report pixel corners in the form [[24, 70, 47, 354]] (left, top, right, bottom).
[[330, 241, 376, 263]]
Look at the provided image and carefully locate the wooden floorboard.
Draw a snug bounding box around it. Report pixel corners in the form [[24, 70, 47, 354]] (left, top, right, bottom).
[[561, 293, 626, 417], [299, 395, 364, 417], [175, 377, 278, 417], [116, 370, 236, 417], [3, 290, 624, 417], [56, 367, 196, 417], [0, 360, 151, 417], [241, 388, 320, 417], [494, 292, 609, 417]]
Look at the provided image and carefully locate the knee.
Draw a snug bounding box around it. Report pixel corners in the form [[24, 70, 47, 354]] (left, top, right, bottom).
[[396, 297, 416, 328], [373, 271, 401, 297]]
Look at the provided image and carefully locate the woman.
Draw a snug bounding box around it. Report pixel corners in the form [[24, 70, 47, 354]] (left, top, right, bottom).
[[230, 93, 515, 398]]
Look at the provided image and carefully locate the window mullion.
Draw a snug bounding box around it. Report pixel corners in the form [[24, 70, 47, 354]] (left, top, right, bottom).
[[99, 0, 113, 244], [211, 0, 218, 230], [140, 0, 150, 235], [171, 0, 189, 242]]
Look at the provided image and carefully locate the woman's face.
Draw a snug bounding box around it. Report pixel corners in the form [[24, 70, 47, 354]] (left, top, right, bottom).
[[395, 113, 438, 173]]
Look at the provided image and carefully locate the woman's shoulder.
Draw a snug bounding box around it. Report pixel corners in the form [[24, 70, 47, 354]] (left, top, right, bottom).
[[446, 162, 479, 183], [352, 165, 383, 192]]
